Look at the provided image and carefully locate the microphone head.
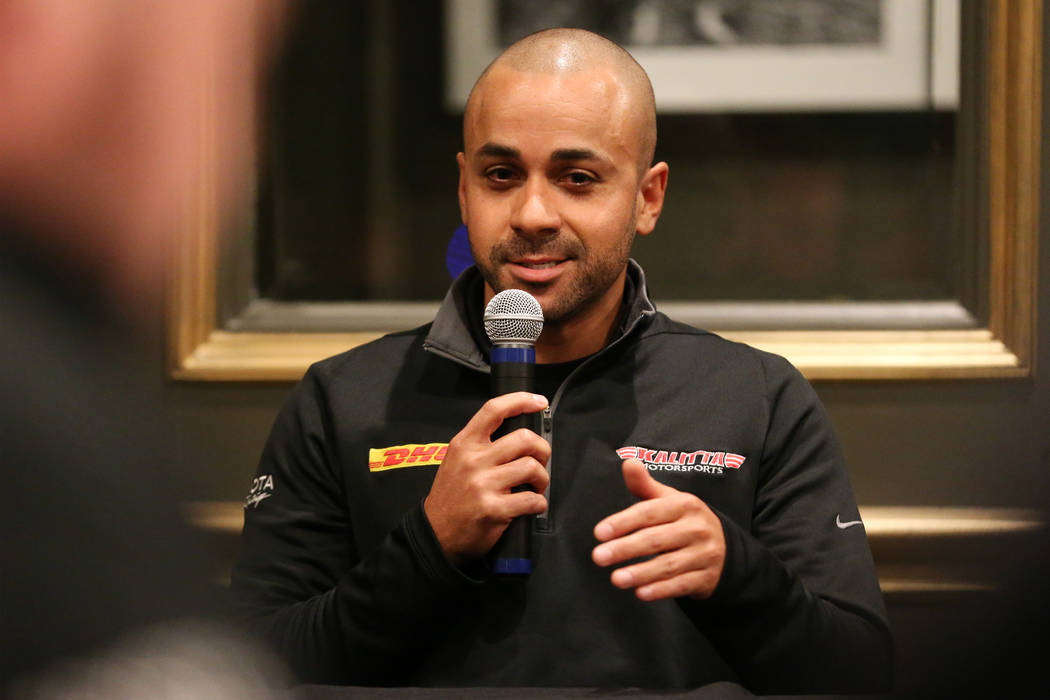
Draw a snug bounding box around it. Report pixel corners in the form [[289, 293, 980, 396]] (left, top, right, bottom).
[[484, 289, 544, 346]]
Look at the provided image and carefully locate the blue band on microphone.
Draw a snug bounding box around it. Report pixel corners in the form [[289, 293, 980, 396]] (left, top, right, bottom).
[[491, 346, 535, 364], [492, 557, 532, 575]]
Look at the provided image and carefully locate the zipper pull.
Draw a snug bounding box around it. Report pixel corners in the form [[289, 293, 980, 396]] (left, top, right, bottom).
[[542, 407, 553, 434]]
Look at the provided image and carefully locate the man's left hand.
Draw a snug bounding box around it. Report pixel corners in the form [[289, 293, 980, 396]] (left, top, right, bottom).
[[592, 458, 726, 601]]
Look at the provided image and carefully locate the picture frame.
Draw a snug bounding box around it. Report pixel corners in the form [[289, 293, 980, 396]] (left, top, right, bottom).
[[445, 0, 959, 112]]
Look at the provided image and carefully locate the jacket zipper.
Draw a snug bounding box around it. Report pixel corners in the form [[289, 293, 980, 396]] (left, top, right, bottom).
[[530, 308, 655, 535], [536, 406, 554, 533]]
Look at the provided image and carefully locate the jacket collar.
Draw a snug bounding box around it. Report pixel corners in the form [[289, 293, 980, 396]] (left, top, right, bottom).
[[422, 259, 656, 371]]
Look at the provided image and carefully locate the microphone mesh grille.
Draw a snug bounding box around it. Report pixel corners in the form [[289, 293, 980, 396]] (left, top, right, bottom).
[[483, 289, 544, 345]]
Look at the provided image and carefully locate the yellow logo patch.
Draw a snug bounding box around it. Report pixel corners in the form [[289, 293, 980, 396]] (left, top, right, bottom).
[[368, 443, 448, 472]]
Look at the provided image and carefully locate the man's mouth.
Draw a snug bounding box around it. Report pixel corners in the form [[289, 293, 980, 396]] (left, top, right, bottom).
[[518, 260, 561, 269], [506, 257, 569, 283]]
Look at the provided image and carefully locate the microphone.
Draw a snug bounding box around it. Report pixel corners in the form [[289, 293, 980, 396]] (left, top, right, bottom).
[[483, 289, 544, 577]]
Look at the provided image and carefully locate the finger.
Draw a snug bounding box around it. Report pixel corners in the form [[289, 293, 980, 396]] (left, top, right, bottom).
[[593, 493, 687, 542], [634, 570, 716, 602], [591, 521, 694, 567], [621, 458, 675, 501], [489, 428, 551, 467], [491, 489, 548, 520], [488, 455, 550, 494], [461, 393, 548, 442], [609, 545, 713, 596], [607, 545, 720, 590]]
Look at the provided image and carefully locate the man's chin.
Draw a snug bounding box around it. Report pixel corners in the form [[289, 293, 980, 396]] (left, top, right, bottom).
[[484, 269, 583, 323], [528, 290, 582, 326], [490, 280, 557, 319]]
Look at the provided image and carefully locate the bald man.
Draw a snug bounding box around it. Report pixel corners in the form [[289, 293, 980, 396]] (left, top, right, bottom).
[[233, 29, 891, 692]]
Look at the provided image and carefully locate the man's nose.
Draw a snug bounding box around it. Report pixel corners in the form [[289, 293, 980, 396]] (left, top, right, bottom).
[[509, 178, 560, 236]]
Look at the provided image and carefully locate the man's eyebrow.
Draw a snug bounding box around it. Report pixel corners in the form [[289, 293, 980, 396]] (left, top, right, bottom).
[[551, 148, 603, 162], [475, 143, 520, 159], [474, 143, 608, 164]]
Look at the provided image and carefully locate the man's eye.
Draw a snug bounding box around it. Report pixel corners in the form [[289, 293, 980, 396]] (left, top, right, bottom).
[[563, 171, 595, 187], [485, 167, 515, 182]]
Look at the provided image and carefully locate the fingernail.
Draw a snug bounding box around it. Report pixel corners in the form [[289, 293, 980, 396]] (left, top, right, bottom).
[[593, 546, 610, 565], [595, 523, 612, 540], [612, 569, 634, 588], [637, 585, 653, 600], [534, 394, 548, 407]]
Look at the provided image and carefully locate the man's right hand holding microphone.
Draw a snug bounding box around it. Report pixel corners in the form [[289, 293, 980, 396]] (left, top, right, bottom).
[[423, 392, 550, 567]]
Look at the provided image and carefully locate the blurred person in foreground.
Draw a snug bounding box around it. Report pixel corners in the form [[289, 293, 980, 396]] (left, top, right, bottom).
[[232, 28, 891, 693], [0, 0, 288, 694]]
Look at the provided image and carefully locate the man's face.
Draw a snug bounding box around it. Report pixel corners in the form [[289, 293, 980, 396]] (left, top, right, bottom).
[[457, 66, 663, 326]]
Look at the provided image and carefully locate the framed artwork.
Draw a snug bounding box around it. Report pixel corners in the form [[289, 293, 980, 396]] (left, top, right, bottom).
[[445, 0, 959, 111]]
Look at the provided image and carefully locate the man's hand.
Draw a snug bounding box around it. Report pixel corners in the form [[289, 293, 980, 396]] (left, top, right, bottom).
[[592, 458, 726, 601], [424, 392, 550, 566]]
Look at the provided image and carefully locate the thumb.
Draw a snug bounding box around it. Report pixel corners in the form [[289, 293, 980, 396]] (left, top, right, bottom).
[[622, 458, 672, 500]]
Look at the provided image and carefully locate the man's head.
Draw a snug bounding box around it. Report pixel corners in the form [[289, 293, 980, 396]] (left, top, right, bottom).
[[457, 28, 668, 329]]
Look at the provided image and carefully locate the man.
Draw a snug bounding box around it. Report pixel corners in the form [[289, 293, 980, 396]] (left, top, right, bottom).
[[0, 0, 287, 693], [232, 28, 891, 692]]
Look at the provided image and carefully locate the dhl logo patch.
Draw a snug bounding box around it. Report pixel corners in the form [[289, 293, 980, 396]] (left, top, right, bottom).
[[368, 443, 448, 472]]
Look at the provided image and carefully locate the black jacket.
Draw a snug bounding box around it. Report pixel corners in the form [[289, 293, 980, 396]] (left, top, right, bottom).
[[231, 262, 892, 692]]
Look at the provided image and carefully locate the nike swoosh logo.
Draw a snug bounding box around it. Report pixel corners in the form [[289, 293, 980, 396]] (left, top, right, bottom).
[[836, 514, 863, 530]]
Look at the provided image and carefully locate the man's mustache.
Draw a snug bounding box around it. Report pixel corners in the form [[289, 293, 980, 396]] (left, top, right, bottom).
[[490, 236, 584, 262]]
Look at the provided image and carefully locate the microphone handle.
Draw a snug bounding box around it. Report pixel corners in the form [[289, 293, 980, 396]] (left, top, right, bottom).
[[490, 357, 537, 577]]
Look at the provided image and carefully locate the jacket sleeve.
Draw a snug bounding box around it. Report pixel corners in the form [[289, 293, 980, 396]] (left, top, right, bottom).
[[229, 366, 480, 685], [681, 353, 892, 694]]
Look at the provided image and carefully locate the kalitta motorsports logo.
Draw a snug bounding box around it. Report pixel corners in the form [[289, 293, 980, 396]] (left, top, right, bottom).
[[369, 443, 449, 472], [616, 446, 746, 476]]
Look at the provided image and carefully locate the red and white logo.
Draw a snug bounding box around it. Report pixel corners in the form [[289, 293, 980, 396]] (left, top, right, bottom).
[[616, 445, 746, 475]]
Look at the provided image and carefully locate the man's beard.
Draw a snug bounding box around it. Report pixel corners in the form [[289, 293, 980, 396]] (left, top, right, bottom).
[[474, 228, 635, 326]]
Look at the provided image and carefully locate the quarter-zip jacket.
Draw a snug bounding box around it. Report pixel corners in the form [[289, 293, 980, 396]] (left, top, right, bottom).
[[231, 262, 892, 692]]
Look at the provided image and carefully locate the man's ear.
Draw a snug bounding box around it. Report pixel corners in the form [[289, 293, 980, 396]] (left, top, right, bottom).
[[456, 152, 468, 223], [635, 161, 669, 237]]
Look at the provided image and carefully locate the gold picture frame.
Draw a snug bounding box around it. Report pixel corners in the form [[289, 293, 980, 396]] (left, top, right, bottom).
[[169, 1, 1040, 382]]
